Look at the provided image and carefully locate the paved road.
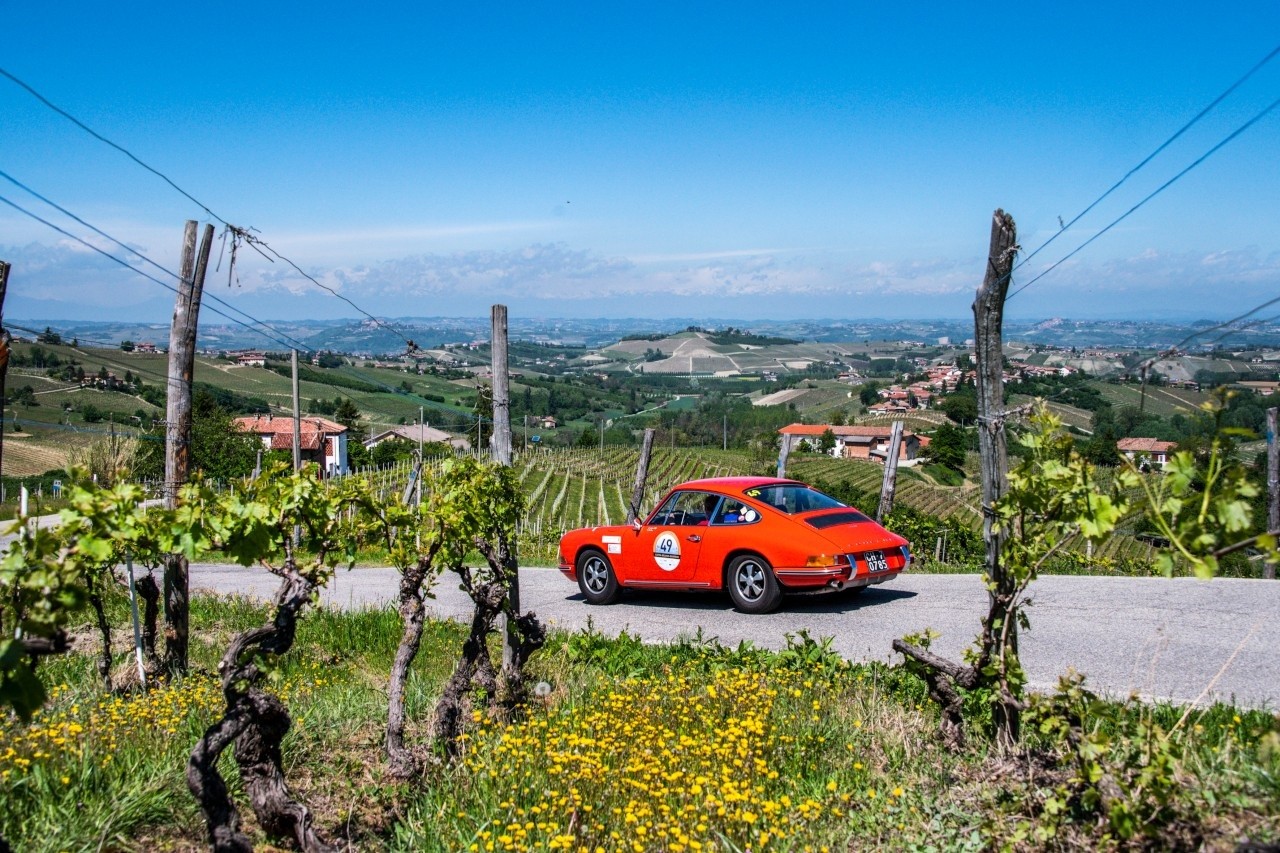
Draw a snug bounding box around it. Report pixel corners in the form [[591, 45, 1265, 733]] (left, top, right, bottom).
[[186, 564, 1279, 707]]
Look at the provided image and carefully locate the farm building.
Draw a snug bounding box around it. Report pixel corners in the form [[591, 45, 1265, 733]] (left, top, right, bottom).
[[234, 414, 349, 476], [778, 423, 927, 465], [1116, 437, 1177, 470]]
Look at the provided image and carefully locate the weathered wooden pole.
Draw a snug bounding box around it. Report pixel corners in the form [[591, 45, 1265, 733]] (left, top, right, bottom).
[[163, 221, 212, 674], [973, 208, 1019, 746], [491, 305, 512, 465], [1267, 407, 1278, 580], [776, 433, 791, 479], [291, 351, 302, 470], [626, 428, 657, 524], [875, 420, 905, 522], [492, 305, 520, 678], [0, 260, 11, 484]]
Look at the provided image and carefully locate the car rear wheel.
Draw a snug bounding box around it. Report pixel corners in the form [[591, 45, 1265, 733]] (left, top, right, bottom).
[[577, 550, 620, 605], [727, 554, 782, 614]]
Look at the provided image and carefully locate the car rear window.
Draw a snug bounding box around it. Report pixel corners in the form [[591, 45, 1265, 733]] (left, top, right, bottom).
[[805, 510, 872, 529], [742, 484, 847, 515]]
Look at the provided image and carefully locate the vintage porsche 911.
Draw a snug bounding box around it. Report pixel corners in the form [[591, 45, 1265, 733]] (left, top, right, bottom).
[[557, 476, 911, 613]]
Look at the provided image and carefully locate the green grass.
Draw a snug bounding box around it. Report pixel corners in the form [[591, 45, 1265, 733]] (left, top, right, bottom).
[[1, 594, 1276, 851], [1093, 382, 1211, 417]]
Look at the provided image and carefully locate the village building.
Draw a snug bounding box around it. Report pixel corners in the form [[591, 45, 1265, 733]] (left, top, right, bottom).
[[778, 424, 928, 465], [364, 423, 471, 452], [234, 351, 267, 367], [134, 342, 158, 354], [1116, 437, 1178, 470], [234, 414, 349, 476]]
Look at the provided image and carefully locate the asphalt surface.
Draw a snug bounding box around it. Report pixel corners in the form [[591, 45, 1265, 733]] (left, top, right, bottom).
[[186, 563, 1280, 709]]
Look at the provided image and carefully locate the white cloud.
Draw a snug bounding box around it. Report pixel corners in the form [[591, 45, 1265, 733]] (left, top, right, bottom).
[[5, 238, 1280, 321]]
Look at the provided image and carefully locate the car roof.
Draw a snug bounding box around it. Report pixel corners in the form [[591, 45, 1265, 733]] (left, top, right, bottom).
[[670, 476, 805, 491]]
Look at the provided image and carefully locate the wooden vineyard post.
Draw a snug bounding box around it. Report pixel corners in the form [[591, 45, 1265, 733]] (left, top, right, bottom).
[[492, 305, 521, 680], [891, 209, 1020, 753], [973, 208, 1019, 747], [163, 221, 212, 674], [1268, 407, 1278, 580], [0, 260, 10, 483], [626, 428, 656, 524], [876, 420, 905, 522], [491, 305, 512, 466]]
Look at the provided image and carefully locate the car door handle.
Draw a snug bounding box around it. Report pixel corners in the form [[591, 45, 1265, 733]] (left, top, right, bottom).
[[686, 534, 701, 543]]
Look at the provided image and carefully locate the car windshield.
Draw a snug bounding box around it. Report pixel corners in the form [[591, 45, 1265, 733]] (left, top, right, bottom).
[[742, 483, 847, 515]]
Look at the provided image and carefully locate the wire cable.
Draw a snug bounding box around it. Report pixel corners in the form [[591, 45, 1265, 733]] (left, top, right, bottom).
[[1007, 93, 1280, 302], [0, 191, 316, 356], [1012, 41, 1280, 274], [1, 65, 419, 351], [0, 169, 315, 354]]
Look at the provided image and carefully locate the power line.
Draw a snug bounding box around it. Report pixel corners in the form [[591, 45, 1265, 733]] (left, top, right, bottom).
[[1007, 93, 1280, 302], [0, 191, 313, 356], [0, 67, 226, 225], [1, 65, 419, 351], [1012, 41, 1280, 275], [0, 169, 314, 354]]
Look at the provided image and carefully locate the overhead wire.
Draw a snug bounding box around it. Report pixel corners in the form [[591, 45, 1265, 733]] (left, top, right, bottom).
[[1010, 41, 1280, 275], [0, 65, 419, 352], [1006, 93, 1280, 302], [0, 192, 321, 362], [0, 169, 315, 354]]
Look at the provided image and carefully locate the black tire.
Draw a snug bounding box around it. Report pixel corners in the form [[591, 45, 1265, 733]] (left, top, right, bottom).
[[726, 554, 782, 614], [576, 550, 620, 605]]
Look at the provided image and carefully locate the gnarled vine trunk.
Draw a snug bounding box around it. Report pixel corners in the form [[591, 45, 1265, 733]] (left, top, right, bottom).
[[187, 568, 333, 853], [87, 586, 112, 691], [432, 576, 506, 758], [386, 560, 432, 777], [136, 572, 161, 670]]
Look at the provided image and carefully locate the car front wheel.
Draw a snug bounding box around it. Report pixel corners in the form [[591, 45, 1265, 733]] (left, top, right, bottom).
[[577, 550, 620, 605], [727, 554, 782, 614]]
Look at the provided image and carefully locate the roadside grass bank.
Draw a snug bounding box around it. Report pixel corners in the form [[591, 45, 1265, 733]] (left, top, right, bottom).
[[0, 595, 1276, 851]]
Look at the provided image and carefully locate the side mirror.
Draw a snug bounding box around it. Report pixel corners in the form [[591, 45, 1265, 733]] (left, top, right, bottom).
[[631, 518, 642, 532]]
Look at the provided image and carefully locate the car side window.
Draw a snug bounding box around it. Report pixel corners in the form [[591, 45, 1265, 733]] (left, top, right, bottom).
[[649, 493, 683, 526], [711, 498, 758, 525], [650, 492, 718, 526]]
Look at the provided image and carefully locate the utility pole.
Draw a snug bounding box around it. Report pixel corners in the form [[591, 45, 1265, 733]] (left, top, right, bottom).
[[875, 420, 905, 522], [626, 428, 656, 524], [723, 414, 727, 451], [599, 418, 604, 453], [0, 260, 11, 486], [419, 406, 425, 460], [163, 221, 212, 675], [776, 434, 790, 479]]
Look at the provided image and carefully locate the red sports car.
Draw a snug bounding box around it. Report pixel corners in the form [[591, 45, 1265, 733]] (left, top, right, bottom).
[[557, 476, 912, 613]]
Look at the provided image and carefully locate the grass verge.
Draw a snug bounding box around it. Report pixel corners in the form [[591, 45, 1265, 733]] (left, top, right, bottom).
[[1, 596, 1276, 851]]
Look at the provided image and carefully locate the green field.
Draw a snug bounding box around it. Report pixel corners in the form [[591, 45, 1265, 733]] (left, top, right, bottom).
[[1093, 382, 1211, 417]]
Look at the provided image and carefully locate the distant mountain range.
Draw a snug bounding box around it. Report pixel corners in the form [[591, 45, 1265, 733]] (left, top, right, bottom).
[[11, 316, 1279, 354]]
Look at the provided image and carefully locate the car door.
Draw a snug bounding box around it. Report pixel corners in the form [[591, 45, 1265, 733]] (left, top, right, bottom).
[[632, 490, 710, 584]]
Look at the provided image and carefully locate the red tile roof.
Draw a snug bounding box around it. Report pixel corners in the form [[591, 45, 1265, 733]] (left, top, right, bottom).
[[1117, 437, 1177, 453], [234, 415, 347, 435], [779, 423, 917, 439]]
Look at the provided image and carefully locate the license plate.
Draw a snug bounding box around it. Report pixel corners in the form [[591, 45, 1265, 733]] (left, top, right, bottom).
[[864, 550, 889, 573]]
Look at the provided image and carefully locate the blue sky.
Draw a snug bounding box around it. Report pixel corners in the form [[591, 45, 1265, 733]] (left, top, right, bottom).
[[3, 3, 1280, 329]]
